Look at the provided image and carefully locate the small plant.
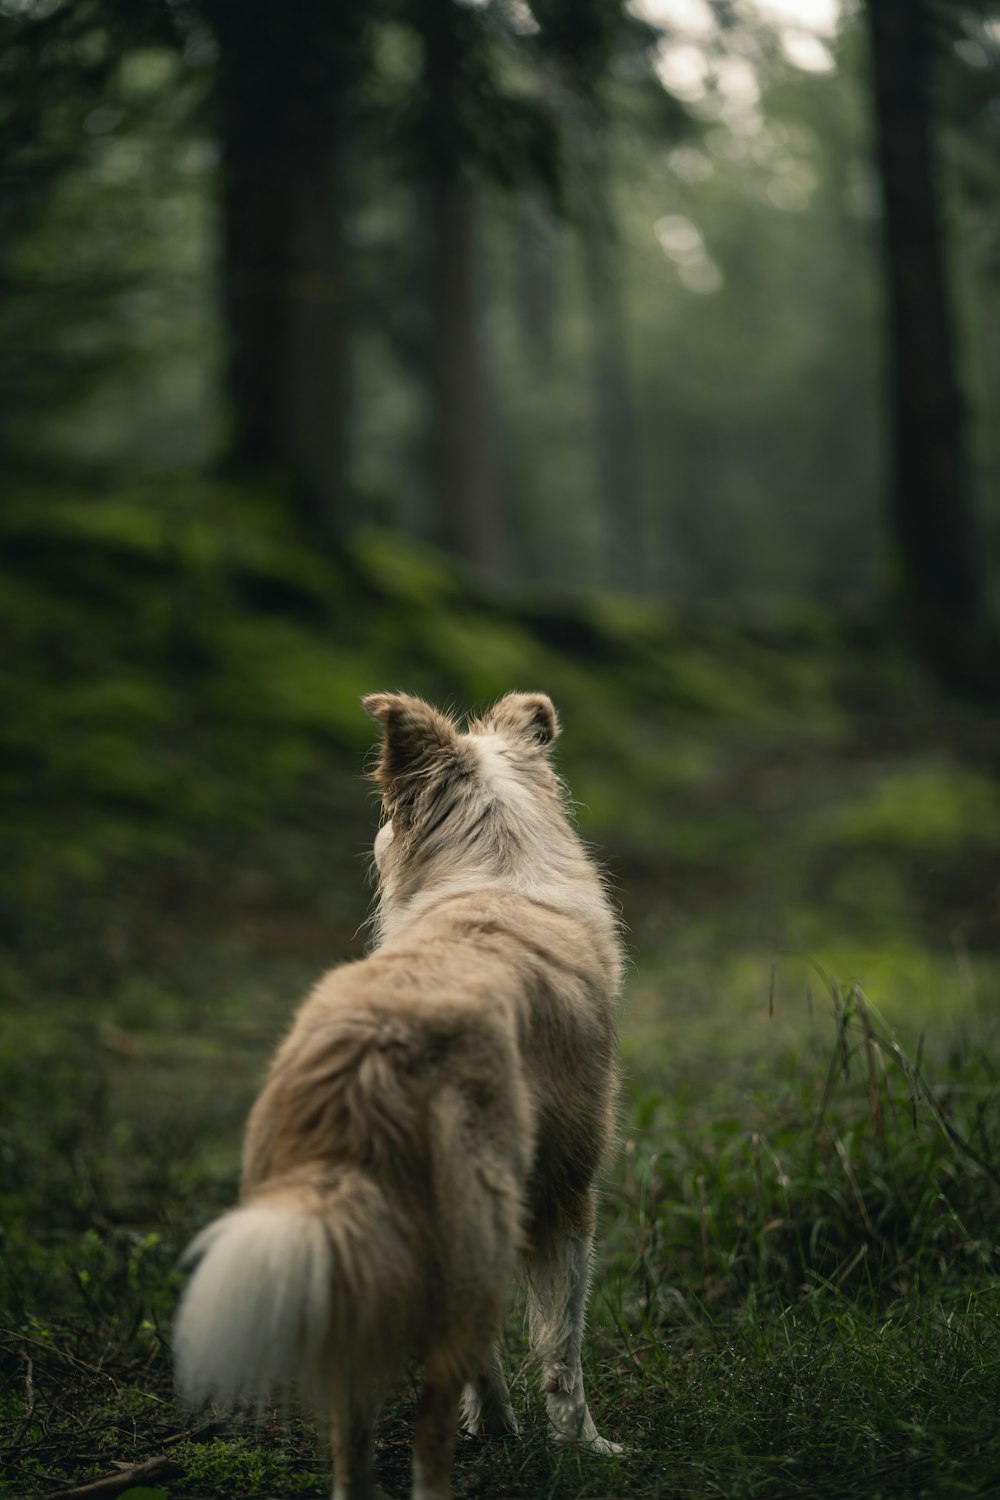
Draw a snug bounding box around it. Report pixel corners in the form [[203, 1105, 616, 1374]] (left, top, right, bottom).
[[607, 963, 1000, 1329]]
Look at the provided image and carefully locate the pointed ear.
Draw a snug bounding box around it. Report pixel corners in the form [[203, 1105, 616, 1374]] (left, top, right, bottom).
[[484, 692, 560, 750], [362, 693, 466, 813]]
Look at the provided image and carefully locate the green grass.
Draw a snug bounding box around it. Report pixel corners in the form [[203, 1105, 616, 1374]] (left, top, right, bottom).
[[2, 933, 998, 1498], [3, 477, 1000, 1496]]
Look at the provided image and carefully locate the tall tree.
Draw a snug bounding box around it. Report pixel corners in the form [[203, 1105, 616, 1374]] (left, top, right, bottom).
[[407, 0, 511, 576], [203, 1, 369, 540], [865, 0, 994, 687], [578, 153, 647, 591], [533, 0, 654, 592], [426, 170, 506, 573]]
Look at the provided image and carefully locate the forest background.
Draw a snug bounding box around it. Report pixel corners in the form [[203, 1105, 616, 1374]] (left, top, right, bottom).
[[2, 1, 1000, 1497]]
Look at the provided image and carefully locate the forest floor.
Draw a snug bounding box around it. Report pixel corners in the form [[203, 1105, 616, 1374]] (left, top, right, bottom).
[[2, 484, 1000, 1498]]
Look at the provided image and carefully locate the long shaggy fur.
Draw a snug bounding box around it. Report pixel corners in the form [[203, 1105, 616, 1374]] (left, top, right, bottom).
[[174, 691, 623, 1499]]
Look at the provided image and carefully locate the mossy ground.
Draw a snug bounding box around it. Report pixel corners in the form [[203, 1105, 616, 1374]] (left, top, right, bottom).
[[2, 482, 999, 1497]]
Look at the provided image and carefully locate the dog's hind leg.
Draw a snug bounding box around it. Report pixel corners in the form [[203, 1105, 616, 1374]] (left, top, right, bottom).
[[330, 1384, 386, 1500], [412, 1364, 463, 1500], [461, 1341, 518, 1437], [526, 1213, 621, 1455]]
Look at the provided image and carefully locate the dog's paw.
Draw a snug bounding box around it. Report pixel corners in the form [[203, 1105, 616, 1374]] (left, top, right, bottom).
[[549, 1417, 623, 1455], [586, 1434, 623, 1457], [462, 1409, 519, 1439], [461, 1381, 519, 1438]]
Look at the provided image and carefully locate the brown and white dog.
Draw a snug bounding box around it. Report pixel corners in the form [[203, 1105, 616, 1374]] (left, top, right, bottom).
[[174, 692, 623, 1500]]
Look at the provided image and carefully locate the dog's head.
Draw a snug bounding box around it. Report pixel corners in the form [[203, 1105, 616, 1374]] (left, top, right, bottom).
[[362, 691, 571, 925]]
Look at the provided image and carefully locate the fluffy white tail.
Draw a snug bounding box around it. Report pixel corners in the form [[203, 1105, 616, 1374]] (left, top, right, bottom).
[[174, 1202, 333, 1409], [174, 1170, 414, 1413]]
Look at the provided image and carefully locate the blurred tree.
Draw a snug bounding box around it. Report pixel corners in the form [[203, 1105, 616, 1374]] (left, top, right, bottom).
[[0, 0, 185, 465], [533, 0, 652, 592], [201, 0, 370, 539], [865, 0, 996, 688], [578, 140, 648, 592], [935, 5, 1000, 591], [408, 0, 507, 574], [515, 191, 559, 366]]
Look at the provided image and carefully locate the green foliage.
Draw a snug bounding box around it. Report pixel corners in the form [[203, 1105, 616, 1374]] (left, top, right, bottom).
[[6, 2, 998, 610], [809, 764, 1000, 852], [2, 477, 999, 1497], [0, 2, 212, 467], [0, 475, 879, 944], [3, 939, 998, 1496], [2, 4, 999, 1491], [612, 980, 1000, 1313], [173, 1437, 321, 1495]]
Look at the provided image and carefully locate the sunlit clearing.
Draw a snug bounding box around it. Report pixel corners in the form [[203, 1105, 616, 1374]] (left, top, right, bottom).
[[667, 145, 715, 182], [629, 0, 716, 36], [705, 126, 750, 160], [654, 41, 710, 101], [765, 176, 811, 212], [712, 53, 762, 130], [0, 0, 62, 13], [654, 214, 705, 262], [653, 215, 724, 293], [954, 38, 991, 69], [652, 19, 769, 131], [781, 28, 836, 72], [750, 0, 841, 35], [507, 0, 540, 36], [678, 259, 724, 294]]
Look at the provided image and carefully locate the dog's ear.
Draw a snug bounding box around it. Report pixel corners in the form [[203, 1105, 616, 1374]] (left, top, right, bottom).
[[484, 692, 560, 751], [363, 694, 466, 814]]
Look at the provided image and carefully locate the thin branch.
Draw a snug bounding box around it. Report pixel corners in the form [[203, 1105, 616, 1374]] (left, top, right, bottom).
[[49, 1452, 184, 1500]]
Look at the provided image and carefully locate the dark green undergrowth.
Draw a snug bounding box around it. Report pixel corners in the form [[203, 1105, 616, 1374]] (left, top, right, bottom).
[[2, 958, 998, 1498], [3, 477, 1000, 1496], [6, 475, 997, 952]]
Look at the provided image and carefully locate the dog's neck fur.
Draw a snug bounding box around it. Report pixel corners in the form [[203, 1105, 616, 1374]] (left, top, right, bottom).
[[374, 842, 617, 954], [371, 729, 620, 966]]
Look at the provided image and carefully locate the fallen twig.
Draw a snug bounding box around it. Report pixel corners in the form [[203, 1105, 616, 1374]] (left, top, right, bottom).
[[49, 1452, 183, 1499]]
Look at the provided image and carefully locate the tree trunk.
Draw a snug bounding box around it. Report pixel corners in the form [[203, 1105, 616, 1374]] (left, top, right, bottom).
[[219, 152, 348, 534], [866, 0, 992, 687], [580, 171, 646, 593], [207, 2, 363, 541], [516, 190, 558, 364], [427, 171, 506, 576], [414, 0, 506, 578]]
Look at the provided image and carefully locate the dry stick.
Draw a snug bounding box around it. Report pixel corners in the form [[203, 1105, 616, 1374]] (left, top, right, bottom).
[[42, 1427, 223, 1499], [858, 999, 886, 1156], [880, 1031, 1000, 1190], [749, 1133, 765, 1222], [49, 1452, 183, 1500], [21, 1352, 35, 1420], [834, 1135, 876, 1240], [842, 988, 1000, 1189], [836, 1241, 869, 1286], [1, 1328, 120, 1390], [808, 1003, 853, 1177], [697, 1173, 711, 1276], [13, 1351, 35, 1449]]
